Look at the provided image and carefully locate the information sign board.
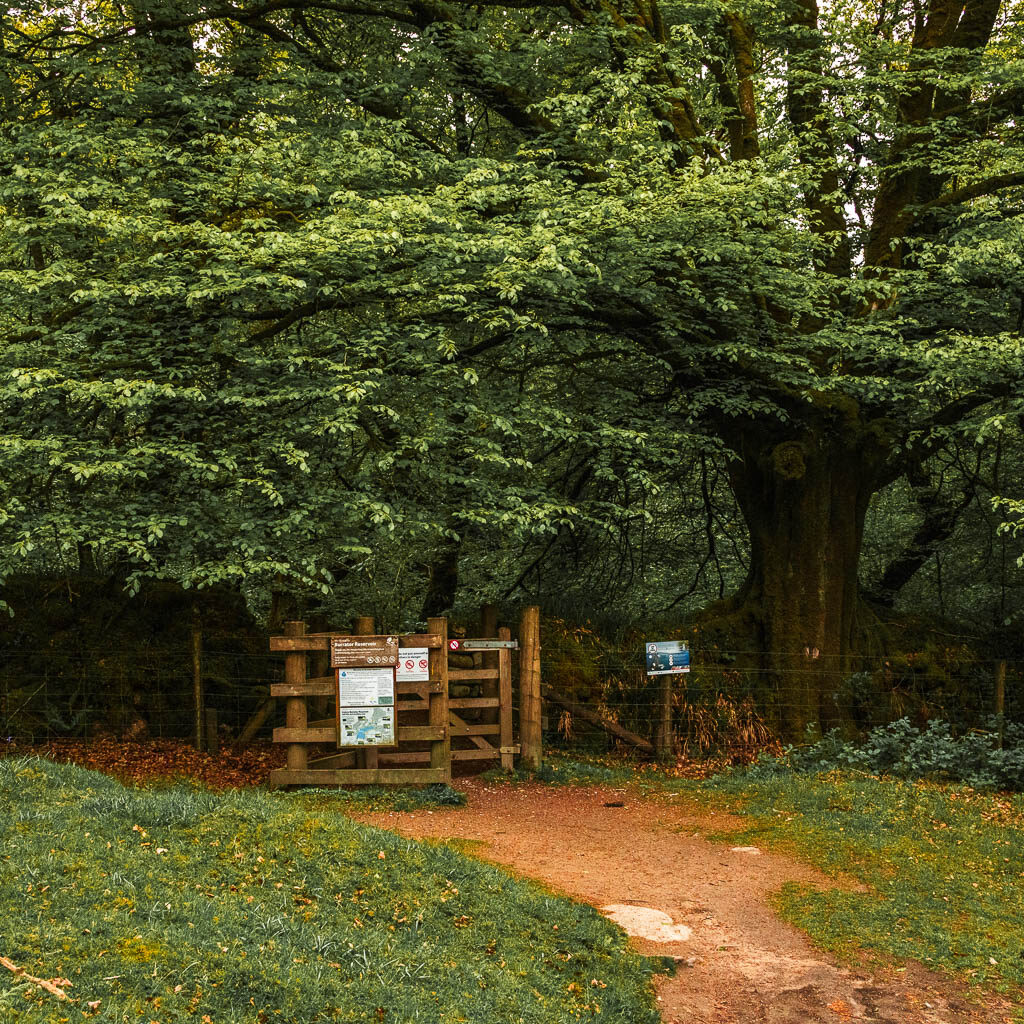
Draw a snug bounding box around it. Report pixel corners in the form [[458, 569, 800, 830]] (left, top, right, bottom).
[[330, 635, 399, 668], [339, 706, 395, 746], [337, 667, 395, 707], [645, 640, 690, 676], [396, 647, 430, 682]]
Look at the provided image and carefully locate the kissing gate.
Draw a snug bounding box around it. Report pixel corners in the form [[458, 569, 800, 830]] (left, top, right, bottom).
[[267, 611, 539, 787]]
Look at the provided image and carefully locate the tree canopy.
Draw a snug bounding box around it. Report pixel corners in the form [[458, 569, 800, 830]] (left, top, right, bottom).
[[2, 0, 1023, 734]]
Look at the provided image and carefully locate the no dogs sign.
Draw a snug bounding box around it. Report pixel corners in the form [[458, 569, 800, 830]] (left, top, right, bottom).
[[396, 647, 430, 682]]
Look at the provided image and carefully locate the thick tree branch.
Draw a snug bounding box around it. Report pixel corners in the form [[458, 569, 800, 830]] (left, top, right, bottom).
[[922, 172, 1024, 209]]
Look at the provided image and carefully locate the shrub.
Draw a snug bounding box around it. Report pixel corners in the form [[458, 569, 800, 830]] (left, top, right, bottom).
[[747, 718, 1024, 790]]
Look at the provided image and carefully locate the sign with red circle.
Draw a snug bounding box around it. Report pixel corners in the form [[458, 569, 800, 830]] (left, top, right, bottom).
[[396, 647, 430, 682], [449, 639, 460, 650]]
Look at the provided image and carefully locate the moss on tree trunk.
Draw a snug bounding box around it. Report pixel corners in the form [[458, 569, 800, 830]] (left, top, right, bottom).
[[725, 413, 888, 740]]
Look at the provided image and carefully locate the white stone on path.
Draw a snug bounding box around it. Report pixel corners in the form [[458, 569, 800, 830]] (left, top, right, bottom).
[[730, 846, 761, 854], [600, 905, 692, 942]]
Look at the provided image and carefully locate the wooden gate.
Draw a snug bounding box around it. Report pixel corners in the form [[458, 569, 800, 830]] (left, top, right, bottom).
[[267, 615, 517, 787]]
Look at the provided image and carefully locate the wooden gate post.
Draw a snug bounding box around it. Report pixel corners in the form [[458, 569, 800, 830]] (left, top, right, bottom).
[[498, 626, 515, 771], [480, 603, 498, 638], [284, 621, 308, 772], [480, 603, 499, 728], [518, 606, 542, 770], [428, 616, 451, 782], [354, 616, 378, 770]]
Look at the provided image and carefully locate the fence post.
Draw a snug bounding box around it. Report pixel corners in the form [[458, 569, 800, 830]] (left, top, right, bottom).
[[480, 603, 499, 727], [354, 616, 378, 769], [498, 626, 514, 771], [519, 605, 542, 770], [191, 606, 203, 751], [205, 707, 219, 756], [428, 616, 451, 782], [996, 660, 1007, 749], [285, 621, 308, 773]]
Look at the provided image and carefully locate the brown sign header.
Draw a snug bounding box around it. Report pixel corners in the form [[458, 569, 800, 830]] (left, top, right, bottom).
[[330, 635, 399, 668]]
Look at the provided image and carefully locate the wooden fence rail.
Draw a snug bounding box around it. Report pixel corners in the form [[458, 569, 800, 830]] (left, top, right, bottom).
[[268, 611, 526, 787]]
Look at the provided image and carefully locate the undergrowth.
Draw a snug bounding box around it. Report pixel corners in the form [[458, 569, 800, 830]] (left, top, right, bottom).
[[748, 718, 1024, 791], [0, 757, 659, 1023]]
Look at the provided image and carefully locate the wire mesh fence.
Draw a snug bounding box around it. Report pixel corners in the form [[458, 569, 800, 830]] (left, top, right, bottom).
[[0, 633, 282, 747], [3, 627, 1019, 763], [535, 638, 1024, 761]]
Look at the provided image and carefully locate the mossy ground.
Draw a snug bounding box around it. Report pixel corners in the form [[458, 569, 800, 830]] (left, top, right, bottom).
[[0, 757, 660, 1023], [699, 769, 1024, 996]]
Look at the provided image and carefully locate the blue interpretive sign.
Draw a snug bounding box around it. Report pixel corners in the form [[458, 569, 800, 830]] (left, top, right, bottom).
[[645, 640, 690, 676]]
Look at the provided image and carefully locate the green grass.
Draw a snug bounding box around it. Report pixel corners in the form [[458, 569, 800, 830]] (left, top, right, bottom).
[[0, 757, 660, 1024], [293, 783, 467, 813], [696, 769, 1024, 996]]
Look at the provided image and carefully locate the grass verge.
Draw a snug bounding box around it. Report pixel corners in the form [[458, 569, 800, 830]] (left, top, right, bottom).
[[0, 757, 659, 1023], [699, 769, 1024, 995]]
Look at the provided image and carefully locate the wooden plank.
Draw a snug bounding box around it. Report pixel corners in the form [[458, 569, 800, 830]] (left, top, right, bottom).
[[449, 709, 494, 751], [398, 725, 446, 742], [271, 636, 330, 652], [274, 726, 335, 744], [272, 634, 444, 652], [450, 722, 501, 736], [286, 676, 441, 695], [396, 699, 430, 712], [378, 751, 432, 764], [451, 748, 500, 761], [309, 751, 357, 769], [274, 725, 444, 744], [309, 717, 334, 729], [272, 680, 333, 697], [285, 632, 443, 648], [449, 697, 499, 709], [397, 680, 443, 694], [306, 675, 336, 688], [447, 668, 500, 681], [268, 767, 448, 786], [399, 634, 444, 649]]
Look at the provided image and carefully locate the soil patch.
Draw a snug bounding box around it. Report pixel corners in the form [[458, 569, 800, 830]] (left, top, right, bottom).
[[358, 779, 1019, 1024]]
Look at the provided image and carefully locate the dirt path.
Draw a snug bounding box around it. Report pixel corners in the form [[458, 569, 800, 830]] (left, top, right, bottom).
[[359, 780, 1019, 1024]]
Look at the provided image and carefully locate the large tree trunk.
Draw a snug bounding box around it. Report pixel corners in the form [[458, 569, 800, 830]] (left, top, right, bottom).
[[726, 418, 885, 740]]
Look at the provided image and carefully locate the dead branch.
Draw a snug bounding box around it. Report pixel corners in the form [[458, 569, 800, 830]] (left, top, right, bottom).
[[0, 955, 73, 1001]]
